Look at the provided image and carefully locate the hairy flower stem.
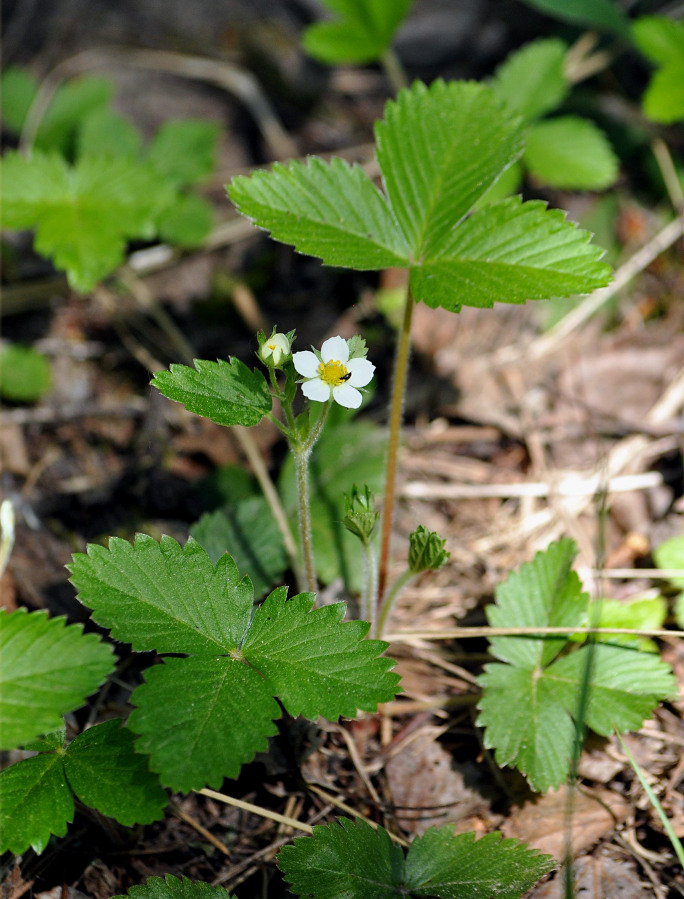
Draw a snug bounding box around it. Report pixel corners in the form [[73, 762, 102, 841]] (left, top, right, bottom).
[[381, 48, 408, 94], [360, 538, 378, 630], [292, 400, 332, 597], [376, 569, 415, 638], [377, 286, 415, 618]]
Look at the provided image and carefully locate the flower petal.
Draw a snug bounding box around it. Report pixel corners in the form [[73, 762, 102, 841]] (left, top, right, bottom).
[[332, 383, 362, 409], [321, 336, 349, 364], [302, 378, 331, 402], [346, 357, 375, 388], [293, 350, 320, 378]]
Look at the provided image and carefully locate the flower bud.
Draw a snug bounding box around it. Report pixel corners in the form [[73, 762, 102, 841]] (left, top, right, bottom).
[[408, 526, 449, 573], [343, 484, 378, 543], [259, 330, 291, 367]]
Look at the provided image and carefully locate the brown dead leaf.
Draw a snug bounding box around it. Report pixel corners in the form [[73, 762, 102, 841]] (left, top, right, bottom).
[[385, 728, 493, 835], [0, 424, 31, 476], [528, 854, 652, 898], [502, 786, 629, 859]]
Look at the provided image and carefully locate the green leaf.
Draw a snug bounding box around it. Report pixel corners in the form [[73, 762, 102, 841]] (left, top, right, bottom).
[[148, 119, 220, 187], [34, 75, 113, 155], [476, 540, 676, 791], [77, 107, 143, 158], [157, 192, 214, 247], [411, 197, 611, 313], [243, 589, 399, 718], [1, 66, 38, 134], [0, 753, 73, 854], [641, 62, 684, 124], [512, 0, 630, 39], [633, 16, 684, 67], [278, 817, 555, 899], [491, 38, 569, 121], [128, 655, 280, 791], [114, 875, 234, 899], [0, 150, 174, 291], [0, 608, 115, 751], [191, 497, 288, 599], [581, 596, 667, 651], [654, 535, 684, 589], [71, 537, 398, 790], [302, 0, 414, 65], [228, 156, 410, 269], [524, 117, 619, 190], [63, 718, 167, 824], [151, 358, 272, 428], [69, 535, 255, 654], [375, 80, 524, 259], [0, 343, 52, 402], [279, 419, 386, 588]]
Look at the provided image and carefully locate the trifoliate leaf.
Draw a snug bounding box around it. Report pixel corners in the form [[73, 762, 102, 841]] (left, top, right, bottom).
[[63, 718, 167, 824], [70, 537, 398, 790], [302, 0, 414, 65], [279, 419, 386, 589], [156, 192, 214, 247], [228, 80, 611, 313], [375, 80, 524, 259], [114, 875, 234, 899], [278, 817, 555, 899], [0, 608, 115, 751], [0, 343, 52, 402], [191, 497, 288, 599], [411, 197, 611, 313], [229, 156, 410, 270], [513, 0, 630, 39], [243, 588, 399, 719], [69, 535, 255, 653], [147, 119, 220, 187], [77, 107, 143, 158], [524, 117, 619, 190], [151, 358, 272, 428], [1, 66, 38, 134], [34, 75, 113, 155], [0, 753, 74, 854], [0, 150, 174, 291], [477, 539, 676, 791], [491, 38, 569, 122]]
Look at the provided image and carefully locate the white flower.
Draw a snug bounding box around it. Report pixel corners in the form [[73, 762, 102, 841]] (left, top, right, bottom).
[[293, 336, 374, 409], [260, 332, 291, 366]]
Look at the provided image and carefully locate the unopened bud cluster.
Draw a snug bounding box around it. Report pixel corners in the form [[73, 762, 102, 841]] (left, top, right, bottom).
[[343, 484, 378, 543], [408, 525, 449, 573]]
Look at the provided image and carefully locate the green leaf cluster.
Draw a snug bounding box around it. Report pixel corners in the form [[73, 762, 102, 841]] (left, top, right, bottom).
[[633, 17, 684, 124], [0, 67, 219, 291], [0, 719, 167, 855], [229, 79, 611, 314], [0, 343, 52, 402], [477, 539, 676, 791], [303, 0, 414, 66], [279, 817, 555, 899], [489, 39, 619, 193], [69, 536, 399, 791], [0, 608, 115, 750]]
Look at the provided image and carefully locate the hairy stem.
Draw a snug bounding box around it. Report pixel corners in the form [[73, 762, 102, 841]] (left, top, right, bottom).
[[377, 286, 414, 608], [360, 538, 378, 631], [376, 568, 415, 638], [381, 48, 408, 94]]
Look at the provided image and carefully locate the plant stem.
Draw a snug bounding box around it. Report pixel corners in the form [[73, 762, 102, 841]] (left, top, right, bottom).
[[381, 48, 408, 94], [376, 568, 415, 638], [292, 399, 332, 596], [360, 538, 378, 629], [377, 285, 415, 608]]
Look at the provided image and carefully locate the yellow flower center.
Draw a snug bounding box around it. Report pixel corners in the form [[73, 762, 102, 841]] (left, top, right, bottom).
[[318, 359, 349, 387]]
